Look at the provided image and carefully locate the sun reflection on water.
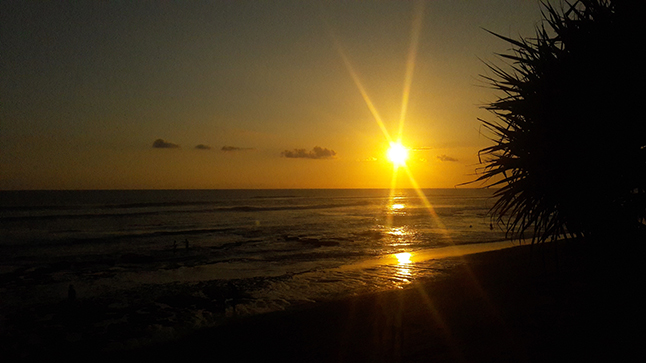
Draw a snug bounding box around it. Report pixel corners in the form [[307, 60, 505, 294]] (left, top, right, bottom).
[[389, 226, 408, 237], [393, 252, 413, 287], [385, 225, 414, 248], [388, 199, 407, 217], [390, 203, 405, 211], [395, 252, 412, 264]]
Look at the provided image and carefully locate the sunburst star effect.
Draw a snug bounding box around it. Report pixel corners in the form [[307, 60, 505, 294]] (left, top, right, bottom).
[[330, 0, 450, 243]]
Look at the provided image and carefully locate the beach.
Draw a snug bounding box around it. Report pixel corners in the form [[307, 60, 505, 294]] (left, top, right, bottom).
[[1, 190, 641, 361], [119, 241, 640, 363], [6, 239, 641, 362]]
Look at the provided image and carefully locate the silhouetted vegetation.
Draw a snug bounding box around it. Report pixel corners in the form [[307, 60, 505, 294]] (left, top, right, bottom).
[[476, 0, 645, 245]]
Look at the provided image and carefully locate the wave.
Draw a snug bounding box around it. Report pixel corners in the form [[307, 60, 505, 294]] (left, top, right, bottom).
[[0, 226, 240, 248], [0, 201, 374, 223], [250, 195, 299, 199], [0, 200, 222, 212]]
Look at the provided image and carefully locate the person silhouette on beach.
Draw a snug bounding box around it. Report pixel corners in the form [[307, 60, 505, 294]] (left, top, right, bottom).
[[173, 240, 177, 253], [185, 239, 189, 250]]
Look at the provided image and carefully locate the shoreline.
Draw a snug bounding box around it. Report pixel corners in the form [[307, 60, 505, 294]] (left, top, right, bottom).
[[14, 239, 640, 362], [12, 243, 643, 362], [115, 240, 641, 362]]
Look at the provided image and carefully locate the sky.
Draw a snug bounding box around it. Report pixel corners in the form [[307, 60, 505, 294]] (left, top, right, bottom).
[[1, 1, 545, 190]]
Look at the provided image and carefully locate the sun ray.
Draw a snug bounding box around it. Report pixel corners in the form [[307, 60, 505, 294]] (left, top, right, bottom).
[[321, 10, 393, 143], [401, 165, 454, 242], [332, 40, 393, 143], [387, 164, 401, 228], [398, 1, 425, 141]]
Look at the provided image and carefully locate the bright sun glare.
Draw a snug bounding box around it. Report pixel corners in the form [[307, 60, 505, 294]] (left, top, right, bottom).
[[387, 142, 410, 167], [395, 252, 412, 264]]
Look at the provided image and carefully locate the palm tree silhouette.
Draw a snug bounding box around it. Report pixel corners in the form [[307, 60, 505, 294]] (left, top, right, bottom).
[[475, 0, 645, 246]]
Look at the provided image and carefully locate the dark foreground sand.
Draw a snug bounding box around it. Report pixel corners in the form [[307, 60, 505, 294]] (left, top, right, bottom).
[[21, 241, 645, 362]]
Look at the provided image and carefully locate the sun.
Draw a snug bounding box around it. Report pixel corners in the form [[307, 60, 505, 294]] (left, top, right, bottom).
[[387, 142, 409, 167]]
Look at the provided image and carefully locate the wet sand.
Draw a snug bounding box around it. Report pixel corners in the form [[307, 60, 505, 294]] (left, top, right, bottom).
[[25, 239, 635, 362], [5, 237, 641, 362]]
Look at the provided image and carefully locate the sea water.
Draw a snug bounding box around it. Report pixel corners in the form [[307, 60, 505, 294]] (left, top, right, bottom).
[[0, 189, 509, 312]]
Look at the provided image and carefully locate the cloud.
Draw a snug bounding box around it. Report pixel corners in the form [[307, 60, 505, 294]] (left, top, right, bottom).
[[221, 146, 254, 152], [195, 144, 212, 150], [152, 139, 180, 149], [437, 154, 459, 162], [281, 146, 337, 159]]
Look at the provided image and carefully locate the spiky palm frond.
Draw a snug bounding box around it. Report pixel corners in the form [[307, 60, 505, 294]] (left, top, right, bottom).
[[476, 0, 646, 244]]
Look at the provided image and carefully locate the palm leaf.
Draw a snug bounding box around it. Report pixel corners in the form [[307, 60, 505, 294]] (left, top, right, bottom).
[[470, 0, 645, 245]]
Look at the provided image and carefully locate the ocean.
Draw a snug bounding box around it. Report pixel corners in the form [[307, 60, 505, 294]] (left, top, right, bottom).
[[0, 188, 511, 353]]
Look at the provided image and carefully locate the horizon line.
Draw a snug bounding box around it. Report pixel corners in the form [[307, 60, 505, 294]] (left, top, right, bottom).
[[0, 186, 494, 192]]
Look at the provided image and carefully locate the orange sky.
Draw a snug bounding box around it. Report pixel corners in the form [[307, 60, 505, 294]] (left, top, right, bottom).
[[0, 1, 544, 189]]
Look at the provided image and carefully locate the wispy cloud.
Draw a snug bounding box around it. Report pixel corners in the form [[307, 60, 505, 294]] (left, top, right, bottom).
[[221, 146, 254, 152], [437, 154, 458, 162], [152, 139, 180, 149], [195, 144, 212, 150], [281, 146, 337, 159]]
